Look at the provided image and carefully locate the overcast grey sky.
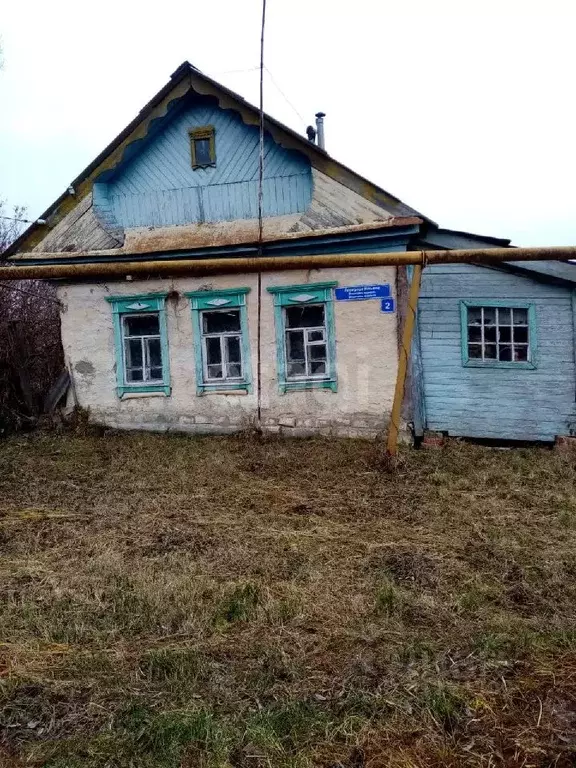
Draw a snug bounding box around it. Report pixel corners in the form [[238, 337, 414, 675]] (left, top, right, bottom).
[[1, 0, 575, 246]]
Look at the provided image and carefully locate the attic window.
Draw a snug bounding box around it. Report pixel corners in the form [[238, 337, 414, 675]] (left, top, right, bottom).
[[189, 126, 216, 168]]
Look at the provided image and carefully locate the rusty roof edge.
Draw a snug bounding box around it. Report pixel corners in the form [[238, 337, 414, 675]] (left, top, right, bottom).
[[9, 217, 422, 264]]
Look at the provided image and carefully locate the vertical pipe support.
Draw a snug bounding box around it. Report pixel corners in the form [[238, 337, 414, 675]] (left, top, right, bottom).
[[386, 263, 423, 456]]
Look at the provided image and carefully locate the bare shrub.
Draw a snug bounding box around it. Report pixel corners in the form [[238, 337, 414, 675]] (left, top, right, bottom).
[[0, 201, 63, 433]]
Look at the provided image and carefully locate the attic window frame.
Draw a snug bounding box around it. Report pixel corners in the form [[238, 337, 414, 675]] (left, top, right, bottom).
[[189, 125, 216, 169]]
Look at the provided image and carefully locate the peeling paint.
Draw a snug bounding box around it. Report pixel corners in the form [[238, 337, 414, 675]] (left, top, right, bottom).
[[75, 360, 95, 375], [57, 267, 400, 437]]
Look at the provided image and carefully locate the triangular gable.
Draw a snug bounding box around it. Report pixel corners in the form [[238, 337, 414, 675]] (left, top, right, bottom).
[[7, 61, 427, 258]]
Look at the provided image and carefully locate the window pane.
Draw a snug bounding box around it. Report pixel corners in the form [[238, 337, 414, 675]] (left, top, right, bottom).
[[194, 138, 212, 165], [127, 368, 143, 382], [125, 338, 143, 368], [483, 308, 496, 325], [206, 337, 222, 365], [287, 361, 306, 377], [203, 310, 240, 334], [513, 309, 528, 325], [468, 326, 482, 342], [484, 344, 497, 359], [498, 308, 511, 326], [227, 363, 242, 379], [147, 338, 162, 367], [484, 326, 497, 343], [286, 330, 305, 361], [513, 326, 528, 344], [468, 307, 483, 325], [309, 344, 327, 361], [499, 345, 512, 361], [285, 305, 325, 329], [149, 367, 163, 381], [207, 364, 223, 379], [310, 361, 326, 375], [226, 336, 241, 364], [498, 326, 511, 343], [307, 329, 324, 342], [468, 344, 482, 359], [125, 314, 160, 337], [515, 346, 529, 361]]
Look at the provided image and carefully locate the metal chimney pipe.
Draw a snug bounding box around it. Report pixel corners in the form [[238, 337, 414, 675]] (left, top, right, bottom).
[[315, 112, 326, 150]]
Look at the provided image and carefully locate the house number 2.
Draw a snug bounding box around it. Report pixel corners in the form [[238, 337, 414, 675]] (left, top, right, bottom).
[[381, 298, 395, 313]]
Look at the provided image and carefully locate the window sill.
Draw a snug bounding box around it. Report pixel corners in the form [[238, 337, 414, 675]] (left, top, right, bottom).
[[280, 379, 337, 393], [119, 385, 171, 399], [198, 388, 250, 396], [197, 383, 251, 396], [463, 360, 537, 370]]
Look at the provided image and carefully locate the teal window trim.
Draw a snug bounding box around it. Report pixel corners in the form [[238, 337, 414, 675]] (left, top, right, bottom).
[[106, 293, 171, 397], [267, 282, 338, 393], [460, 300, 538, 369], [185, 288, 252, 395]]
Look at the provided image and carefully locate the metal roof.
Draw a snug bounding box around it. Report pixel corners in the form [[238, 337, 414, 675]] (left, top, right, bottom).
[[6, 61, 428, 258]]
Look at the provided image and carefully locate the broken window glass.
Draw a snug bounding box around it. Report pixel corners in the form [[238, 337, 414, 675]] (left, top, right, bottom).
[[284, 304, 328, 379], [466, 305, 532, 364], [122, 313, 164, 384], [201, 310, 244, 383]]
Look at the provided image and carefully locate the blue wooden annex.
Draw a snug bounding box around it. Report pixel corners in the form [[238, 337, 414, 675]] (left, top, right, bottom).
[[413, 251, 576, 442]]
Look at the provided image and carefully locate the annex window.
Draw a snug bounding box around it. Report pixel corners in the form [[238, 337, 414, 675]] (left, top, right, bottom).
[[267, 282, 338, 393], [186, 289, 252, 394], [460, 301, 537, 369], [106, 294, 171, 396], [189, 126, 216, 169]]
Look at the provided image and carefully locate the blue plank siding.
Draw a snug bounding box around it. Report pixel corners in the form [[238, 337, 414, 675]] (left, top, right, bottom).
[[96, 94, 312, 229], [418, 264, 576, 441]]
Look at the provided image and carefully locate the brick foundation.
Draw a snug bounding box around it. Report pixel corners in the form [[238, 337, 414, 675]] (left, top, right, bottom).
[[422, 431, 445, 449]]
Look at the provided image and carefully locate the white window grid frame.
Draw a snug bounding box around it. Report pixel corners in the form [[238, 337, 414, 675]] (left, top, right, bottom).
[[283, 306, 329, 381], [467, 306, 529, 362], [460, 300, 537, 370], [200, 308, 244, 384], [121, 312, 166, 385]]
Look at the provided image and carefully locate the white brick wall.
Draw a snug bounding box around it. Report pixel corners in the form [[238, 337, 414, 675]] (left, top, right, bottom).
[[59, 266, 399, 437]]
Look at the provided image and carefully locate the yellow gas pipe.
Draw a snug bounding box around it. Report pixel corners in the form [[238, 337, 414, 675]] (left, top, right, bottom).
[[0, 245, 574, 281]]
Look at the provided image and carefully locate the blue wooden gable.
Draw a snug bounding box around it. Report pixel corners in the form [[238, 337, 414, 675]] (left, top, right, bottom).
[[92, 94, 313, 230], [415, 263, 576, 441]]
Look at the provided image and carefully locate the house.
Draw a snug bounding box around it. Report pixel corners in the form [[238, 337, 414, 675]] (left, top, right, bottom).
[[5, 62, 426, 438], [5, 62, 575, 442], [412, 231, 576, 441]]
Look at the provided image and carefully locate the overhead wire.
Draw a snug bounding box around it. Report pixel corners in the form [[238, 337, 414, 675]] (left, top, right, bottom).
[[0, 215, 35, 225], [264, 66, 306, 127]]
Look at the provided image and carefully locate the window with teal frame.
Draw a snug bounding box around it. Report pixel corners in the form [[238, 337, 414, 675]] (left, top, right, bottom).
[[106, 293, 171, 397], [186, 288, 252, 394], [267, 282, 338, 393], [460, 300, 538, 369]]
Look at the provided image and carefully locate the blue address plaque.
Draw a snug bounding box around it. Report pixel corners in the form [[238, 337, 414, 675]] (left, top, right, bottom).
[[381, 298, 395, 313], [335, 284, 391, 301]]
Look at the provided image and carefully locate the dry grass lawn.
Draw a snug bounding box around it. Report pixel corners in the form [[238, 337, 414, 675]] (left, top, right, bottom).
[[1, 430, 576, 767]]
